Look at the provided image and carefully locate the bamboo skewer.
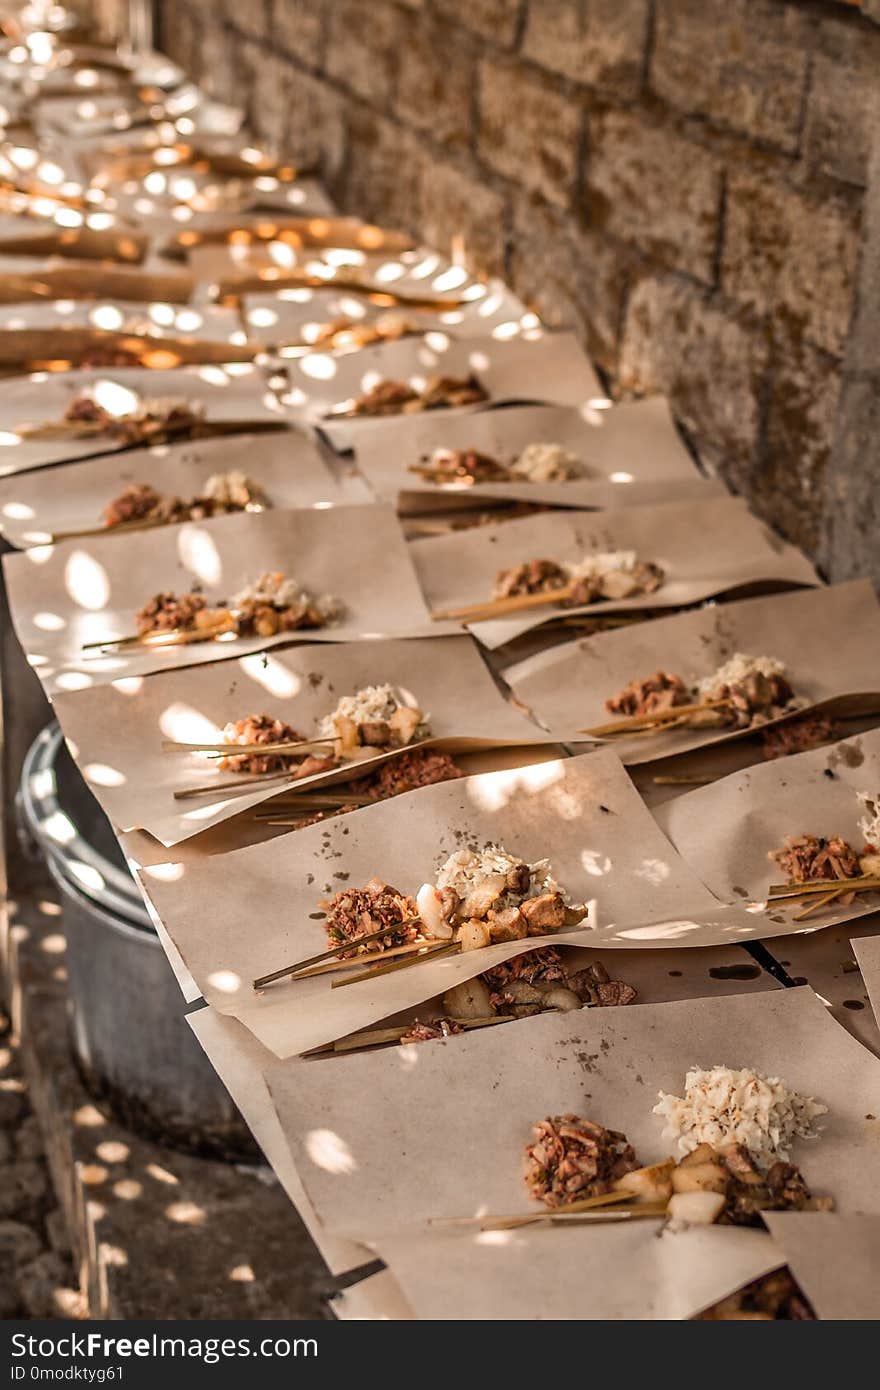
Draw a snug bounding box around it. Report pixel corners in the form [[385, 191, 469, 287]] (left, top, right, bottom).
[[48, 516, 167, 543], [578, 698, 731, 738], [82, 617, 235, 652], [308, 1014, 513, 1056], [651, 773, 717, 786], [432, 1195, 670, 1233], [162, 737, 335, 756], [792, 886, 854, 921], [216, 270, 467, 310], [430, 584, 582, 624], [173, 769, 308, 800], [331, 939, 460, 988], [253, 917, 422, 989], [252, 790, 368, 818], [19, 417, 285, 445], [293, 939, 441, 981], [767, 875, 880, 901]]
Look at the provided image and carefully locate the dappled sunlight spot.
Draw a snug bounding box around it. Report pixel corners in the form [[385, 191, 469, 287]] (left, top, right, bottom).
[[229, 1265, 255, 1282], [166, 1201, 205, 1225], [432, 265, 468, 292], [38, 900, 62, 917], [746, 901, 768, 914], [92, 380, 140, 417], [81, 1164, 109, 1186], [373, 261, 404, 284], [68, 861, 105, 894], [424, 331, 450, 354], [2, 501, 35, 520], [100, 1245, 128, 1268], [22, 531, 54, 546], [635, 859, 671, 885], [469, 350, 490, 372], [42, 811, 76, 846], [581, 849, 612, 877], [159, 701, 221, 744], [25, 546, 56, 565], [397, 1047, 419, 1071], [142, 862, 185, 883], [610, 471, 634, 484], [197, 366, 230, 387], [9, 926, 28, 945], [183, 799, 234, 820], [64, 550, 110, 611], [111, 676, 144, 695], [113, 1180, 143, 1201], [299, 353, 337, 381], [177, 524, 222, 587], [89, 304, 124, 331], [619, 919, 706, 941], [27, 655, 49, 668], [148, 302, 175, 327], [546, 787, 584, 821], [305, 1128, 357, 1176], [52, 966, 68, 983], [239, 653, 302, 699], [55, 672, 94, 692], [39, 934, 66, 955], [146, 1163, 179, 1185], [0, 431, 23, 446], [467, 760, 564, 813], [248, 306, 278, 328], [82, 657, 127, 673], [96, 1141, 130, 1164], [268, 241, 296, 268], [207, 969, 241, 994], [34, 611, 66, 632], [0, 1077, 25, 1094], [475, 1229, 514, 1247], [74, 1107, 105, 1129]]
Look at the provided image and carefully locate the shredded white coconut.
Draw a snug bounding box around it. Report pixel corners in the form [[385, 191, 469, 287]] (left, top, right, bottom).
[[858, 790, 880, 847], [653, 1065, 827, 1165], [202, 469, 260, 506], [512, 442, 583, 482], [318, 684, 426, 737], [566, 550, 639, 582], [434, 844, 558, 905], [232, 571, 304, 608], [697, 652, 787, 701]]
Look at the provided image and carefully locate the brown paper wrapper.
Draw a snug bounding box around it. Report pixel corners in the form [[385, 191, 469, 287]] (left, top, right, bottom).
[[655, 726, 880, 935], [0, 428, 346, 549], [4, 503, 457, 695], [136, 748, 730, 1056], [0, 262, 195, 305], [763, 1212, 880, 1320], [411, 496, 820, 649], [505, 581, 880, 758], [53, 634, 552, 844], [0, 325, 257, 370]]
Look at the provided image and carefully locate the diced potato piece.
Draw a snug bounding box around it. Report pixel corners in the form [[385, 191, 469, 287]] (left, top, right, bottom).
[[671, 1161, 728, 1195], [442, 977, 493, 1021], [458, 919, 491, 952], [333, 715, 359, 756], [614, 1160, 675, 1204], [390, 705, 423, 745], [667, 1191, 725, 1225], [677, 1143, 719, 1168]]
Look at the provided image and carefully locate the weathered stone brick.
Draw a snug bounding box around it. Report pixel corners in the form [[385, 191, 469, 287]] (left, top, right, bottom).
[[509, 195, 629, 373], [478, 57, 581, 207], [433, 0, 522, 47], [651, 0, 810, 154], [274, 66, 348, 186], [191, 21, 256, 111], [222, 0, 269, 41], [420, 161, 508, 279], [271, 0, 327, 67], [618, 276, 768, 486], [822, 374, 880, 586], [752, 336, 841, 557], [803, 20, 880, 188], [394, 13, 475, 149], [244, 48, 294, 154], [158, 5, 198, 74], [722, 170, 860, 358], [522, 0, 650, 97], [584, 109, 721, 283], [325, 0, 404, 106], [345, 109, 425, 236]]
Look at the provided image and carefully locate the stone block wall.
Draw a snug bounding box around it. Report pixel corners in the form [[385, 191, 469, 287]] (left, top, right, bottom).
[[104, 2, 880, 578]]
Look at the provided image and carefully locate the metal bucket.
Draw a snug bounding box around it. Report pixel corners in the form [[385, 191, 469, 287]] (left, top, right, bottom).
[[17, 723, 253, 1157]]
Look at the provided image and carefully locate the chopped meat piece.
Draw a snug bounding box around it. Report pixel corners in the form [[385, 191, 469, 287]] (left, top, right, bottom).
[[409, 448, 514, 486], [698, 1269, 815, 1320], [234, 596, 334, 637], [312, 316, 416, 351], [418, 374, 487, 410], [320, 880, 419, 955], [717, 1145, 822, 1226], [333, 374, 488, 419], [102, 483, 164, 528], [215, 714, 336, 778], [399, 1017, 463, 1045], [63, 396, 112, 426], [135, 590, 208, 635], [493, 558, 569, 600], [708, 671, 796, 730], [605, 669, 690, 718], [359, 748, 462, 800], [487, 905, 527, 942], [346, 379, 420, 416], [769, 833, 861, 883], [519, 890, 568, 933], [762, 714, 837, 760], [524, 1115, 638, 1208], [481, 947, 566, 1002], [595, 980, 637, 1007]]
